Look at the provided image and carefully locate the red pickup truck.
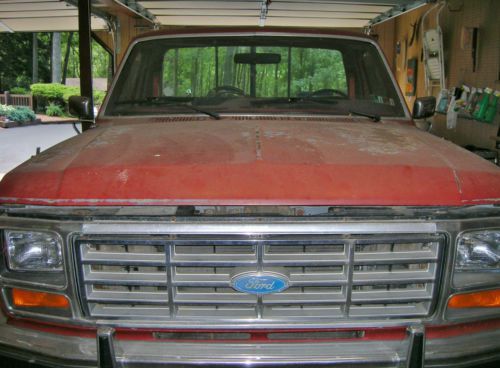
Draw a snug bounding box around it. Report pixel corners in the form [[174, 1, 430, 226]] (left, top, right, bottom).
[[0, 28, 499, 368]]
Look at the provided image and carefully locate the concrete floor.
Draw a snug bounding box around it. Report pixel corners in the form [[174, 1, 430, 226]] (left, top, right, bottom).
[[0, 124, 80, 181]]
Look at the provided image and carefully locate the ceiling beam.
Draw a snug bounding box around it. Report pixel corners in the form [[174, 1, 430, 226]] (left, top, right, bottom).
[[368, 0, 436, 26], [155, 15, 368, 27], [140, 1, 391, 12], [151, 9, 379, 19]]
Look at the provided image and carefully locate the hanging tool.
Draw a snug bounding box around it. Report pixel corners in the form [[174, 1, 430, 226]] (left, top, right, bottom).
[[421, 1, 446, 95], [471, 27, 479, 72]]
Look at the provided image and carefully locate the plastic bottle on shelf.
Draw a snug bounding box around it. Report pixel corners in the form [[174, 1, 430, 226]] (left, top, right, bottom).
[[473, 87, 492, 121], [466, 87, 479, 114], [436, 89, 449, 113], [447, 93, 458, 129], [484, 91, 499, 123], [458, 85, 469, 109]]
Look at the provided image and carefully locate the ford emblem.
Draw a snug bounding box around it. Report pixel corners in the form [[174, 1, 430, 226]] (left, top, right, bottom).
[[231, 271, 289, 295]]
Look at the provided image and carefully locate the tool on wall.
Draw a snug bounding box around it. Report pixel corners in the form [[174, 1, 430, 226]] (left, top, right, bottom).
[[421, 1, 446, 95], [471, 27, 479, 72], [460, 26, 480, 73]]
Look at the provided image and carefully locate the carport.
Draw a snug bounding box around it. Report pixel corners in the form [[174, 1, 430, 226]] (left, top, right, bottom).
[[0, 1, 438, 128], [0, 1, 434, 73], [0, 0, 439, 179], [0, 0, 499, 149]]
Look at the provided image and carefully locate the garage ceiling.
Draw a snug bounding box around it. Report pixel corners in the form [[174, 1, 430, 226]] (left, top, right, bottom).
[[0, 0, 431, 32], [140, 0, 429, 28], [0, 0, 106, 32]]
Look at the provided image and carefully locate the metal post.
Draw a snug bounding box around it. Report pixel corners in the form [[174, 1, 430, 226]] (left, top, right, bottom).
[[97, 327, 117, 368], [78, 0, 94, 131], [52, 32, 62, 83], [32, 33, 38, 84], [406, 325, 425, 368]]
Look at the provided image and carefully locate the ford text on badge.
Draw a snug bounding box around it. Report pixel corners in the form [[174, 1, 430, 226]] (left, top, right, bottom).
[[231, 272, 290, 295]]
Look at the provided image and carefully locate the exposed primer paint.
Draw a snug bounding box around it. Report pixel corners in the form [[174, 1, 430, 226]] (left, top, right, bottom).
[[464, 198, 500, 203], [410, 131, 464, 194], [255, 126, 263, 160], [263, 130, 288, 138], [429, 148, 463, 194], [117, 169, 129, 184], [451, 170, 463, 194], [334, 125, 420, 155]]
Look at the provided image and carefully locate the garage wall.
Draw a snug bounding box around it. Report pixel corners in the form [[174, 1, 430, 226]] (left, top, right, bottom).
[[441, 0, 500, 90], [375, 0, 500, 150], [374, 18, 395, 71], [433, 0, 500, 149], [374, 4, 436, 110]]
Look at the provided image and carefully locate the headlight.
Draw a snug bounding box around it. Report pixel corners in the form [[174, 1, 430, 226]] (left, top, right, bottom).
[[4, 230, 63, 271], [453, 229, 499, 288]]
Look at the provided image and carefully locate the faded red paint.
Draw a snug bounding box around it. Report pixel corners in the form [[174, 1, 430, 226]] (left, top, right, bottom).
[[0, 118, 499, 207]]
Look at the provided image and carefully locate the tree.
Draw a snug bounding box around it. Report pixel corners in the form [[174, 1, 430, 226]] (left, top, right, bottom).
[[61, 32, 74, 84], [32, 33, 38, 84], [52, 32, 62, 83], [0, 33, 50, 92]]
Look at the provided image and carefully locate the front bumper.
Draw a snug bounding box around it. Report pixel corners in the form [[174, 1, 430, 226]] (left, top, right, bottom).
[[0, 322, 499, 368]]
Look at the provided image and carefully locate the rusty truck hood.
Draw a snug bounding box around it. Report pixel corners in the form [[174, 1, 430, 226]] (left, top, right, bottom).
[[0, 118, 499, 206]]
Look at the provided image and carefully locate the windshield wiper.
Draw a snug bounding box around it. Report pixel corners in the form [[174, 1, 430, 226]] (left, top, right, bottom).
[[349, 110, 381, 122], [169, 103, 220, 120], [115, 98, 220, 120]]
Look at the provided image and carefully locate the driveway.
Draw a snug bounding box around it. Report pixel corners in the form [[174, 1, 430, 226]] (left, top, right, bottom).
[[0, 124, 80, 181]]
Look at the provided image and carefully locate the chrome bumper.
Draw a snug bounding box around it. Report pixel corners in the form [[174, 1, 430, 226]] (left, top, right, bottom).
[[0, 323, 499, 368]]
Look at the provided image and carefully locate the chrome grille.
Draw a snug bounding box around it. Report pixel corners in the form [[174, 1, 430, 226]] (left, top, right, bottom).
[[76, 233, 443, 321]]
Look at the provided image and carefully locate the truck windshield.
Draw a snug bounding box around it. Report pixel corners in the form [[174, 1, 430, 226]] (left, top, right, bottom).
[[104, 35, 405, 118]]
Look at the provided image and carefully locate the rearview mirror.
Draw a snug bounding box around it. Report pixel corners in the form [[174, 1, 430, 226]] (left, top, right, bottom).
[[234, 53, 281, 65], [69, 96, 93, 120], [413, 96, 436, 119]]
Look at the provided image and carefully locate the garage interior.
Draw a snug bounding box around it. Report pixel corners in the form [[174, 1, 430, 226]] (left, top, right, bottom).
[[0, 0, 499, 164]]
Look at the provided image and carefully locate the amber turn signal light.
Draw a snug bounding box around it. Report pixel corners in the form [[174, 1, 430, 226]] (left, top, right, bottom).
[[12, 288, 70, 309], [448, 289, 500, 309]]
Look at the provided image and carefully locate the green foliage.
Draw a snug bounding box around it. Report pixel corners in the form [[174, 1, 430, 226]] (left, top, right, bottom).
[[30, 83, 66, 99], [162, 46, 347, 98], [30, 83, 65, 112], [0, 33, 51, 92], [10, 87, 29, 95], [0, 104, 15, 116], [30, 83, 106, 113], [61, 86, 80, 102], [1, 32, 110, 93], [45, 103, 65, 117], [61, 33, 110, 78], [0, 104, 36, 123], [94, 90, 106, 105]]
